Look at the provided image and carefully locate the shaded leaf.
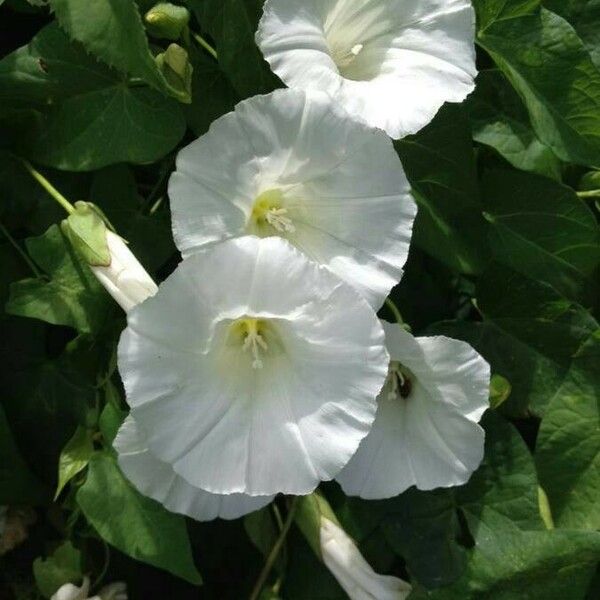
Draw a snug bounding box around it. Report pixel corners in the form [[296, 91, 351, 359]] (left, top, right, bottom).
[[76, 452, 202, 585], [33, 541, 82, 599], [395, 105, 490, 275], [54, 425, 94, 500], [6, 224, 112, 333]]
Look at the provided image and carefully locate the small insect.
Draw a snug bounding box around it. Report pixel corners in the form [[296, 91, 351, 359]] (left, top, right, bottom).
[[399, 375, 412, 399]]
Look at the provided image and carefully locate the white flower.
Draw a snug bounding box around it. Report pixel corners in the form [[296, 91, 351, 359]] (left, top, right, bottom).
[[91, 231, 158, 313], [256, 0, 477, 139], [320, 518, 412, 600], [51, 578, 127, 600], [115, 416, 274, 521], [118, 236, 388, 496], [168, 88, 415, 309], [337, 321, 490, 499]]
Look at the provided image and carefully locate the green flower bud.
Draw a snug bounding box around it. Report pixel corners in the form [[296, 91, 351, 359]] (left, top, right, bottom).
[[145, 2, 190, 41], [155, 43, 193, 104], [579, 170, 600, 192]]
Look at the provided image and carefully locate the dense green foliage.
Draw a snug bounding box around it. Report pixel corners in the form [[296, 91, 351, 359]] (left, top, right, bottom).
[[0, 1, 598, 598]]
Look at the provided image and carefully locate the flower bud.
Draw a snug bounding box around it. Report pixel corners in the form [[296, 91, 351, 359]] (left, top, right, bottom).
[[145, 3, 190, 41], [90, 231, 158, 313], [320, 518, 412, 600], [155, 44, 193, 104]]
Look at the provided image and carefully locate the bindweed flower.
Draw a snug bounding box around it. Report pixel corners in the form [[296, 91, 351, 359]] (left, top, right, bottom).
[[168, 88, 416, 309], [320, 517, 412, 600], [91, 231, 158, 313], [51, 578, 127, 600], [115, 416, 274, 521], [118, 236, 388, 496], [257, 0, 477, 139], [337, 321, 490, 499]]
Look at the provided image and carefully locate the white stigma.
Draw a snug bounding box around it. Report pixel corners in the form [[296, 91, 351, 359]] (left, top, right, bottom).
[[243, 327, 269, 370], [334, 43, 365, 70], [265, 207, 296, 233]]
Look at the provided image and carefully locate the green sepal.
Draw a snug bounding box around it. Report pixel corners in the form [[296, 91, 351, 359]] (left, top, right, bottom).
[[489, 374, 512, 409], [294, 491, 340, 561], [63, 202, 111, 267], [155, 44, 193, 105], [33, 541, 82, 599]]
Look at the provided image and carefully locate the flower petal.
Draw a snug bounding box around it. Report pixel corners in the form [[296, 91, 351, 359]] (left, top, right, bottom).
[[337, 321, 489, 499], [257, 0, 477, 138], [114, 417, 273, 521], [169, 89, 415, 309], [118, 236, 388, 496]]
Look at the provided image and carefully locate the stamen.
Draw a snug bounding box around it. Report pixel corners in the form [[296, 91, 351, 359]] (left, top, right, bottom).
[[265, 207, 296, 233], [334, 42, 365, 70], [242, 320, 269, 369], [387, 362, 413, 400]]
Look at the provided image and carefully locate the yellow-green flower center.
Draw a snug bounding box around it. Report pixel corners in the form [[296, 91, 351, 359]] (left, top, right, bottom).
[[249, 189, 295, 236], [230, 318, 269, 369]]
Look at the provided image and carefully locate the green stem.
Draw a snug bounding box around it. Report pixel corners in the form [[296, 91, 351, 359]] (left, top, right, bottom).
[[249, 498, 298, 600], [92, 539, 111, 590], [0, 220, 42, 278], [384, 297, 404, 325], [577, 189, 600, 199], [22, 160, 75, 215], [191, 31, 218, 60]]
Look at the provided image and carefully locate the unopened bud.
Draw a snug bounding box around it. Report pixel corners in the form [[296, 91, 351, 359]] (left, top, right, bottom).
[[155, 44, 193, 104], [145, 3, 190, 41]]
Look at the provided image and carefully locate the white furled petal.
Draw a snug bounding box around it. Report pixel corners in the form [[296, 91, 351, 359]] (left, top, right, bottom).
[[320, 517, 412, 600], [118, 236, 388, 496], [169, 88, 415, 310], [257, 0, 477, 139], [51, 578, 90, 600], [114, 417, 272, 521], [91, 232, 158, 313], [337, 321, 490, 499]]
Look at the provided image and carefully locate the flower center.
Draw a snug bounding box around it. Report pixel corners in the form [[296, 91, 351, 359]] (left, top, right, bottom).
[[249, 189, 296, 235], [333, 43, 364, 71], [230, 318, 269, 369], [387, 361, 414, 400]]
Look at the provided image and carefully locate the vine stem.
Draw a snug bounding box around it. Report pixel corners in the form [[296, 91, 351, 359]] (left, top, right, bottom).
[[191, 31, 218, 60], [385, 297, 404, 325], [249, 497, 299, 600], [22, 160, 75, 215], [576, 189, 600, 199], [0, 220, 42, 278]]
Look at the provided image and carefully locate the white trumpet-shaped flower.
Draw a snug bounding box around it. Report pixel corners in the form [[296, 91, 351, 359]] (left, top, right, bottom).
[[91, 231, 158, 313], [257, 0, 477, 139], [337, 321, 490, 499], [115, 416, 274, 521], [118, 236, 388, 496], [320, 518, 412, 600], [168, 89, 415, 309]]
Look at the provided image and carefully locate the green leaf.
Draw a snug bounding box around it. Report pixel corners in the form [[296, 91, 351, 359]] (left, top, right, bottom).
[[33, 541, 82, 599], [244, 506, 283, 572], [474, 0, 540, 31], [381, 489, 466, 588], [482, 168, 600, 305], [545, 0, 600, 67], [189, 0, 280, 97], [155, 43, 193, 104], [489, 374, 512, 409], [6, 224, 112, 333], [535, 329, 600, 530], [99, 382, 127, 446], [76, 452, 202, 585], [0, 24, 185, 170], [395, 105, 490, 275], [466, 70, 562, 179], [64, 202, 111, 268], [0, 402, 46, 504], [294, 491, 340, 560], [458, 412, 543, 531], [54, 425, 94, 500], [49, 0, 187, 101], [477, 7, 600, 167]]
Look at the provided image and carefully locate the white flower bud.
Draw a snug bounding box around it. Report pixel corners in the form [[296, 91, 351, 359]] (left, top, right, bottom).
[[51, 577, 90, 600], [91, 231, 158, 313], [320, 518, 411, 600]]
